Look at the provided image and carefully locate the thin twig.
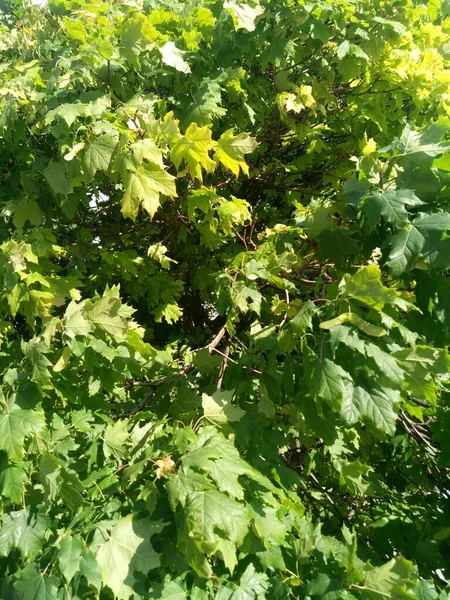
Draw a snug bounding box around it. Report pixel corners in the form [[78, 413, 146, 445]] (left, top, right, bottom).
[[217, 343, 230, 389], [208, 325, 227, 353]]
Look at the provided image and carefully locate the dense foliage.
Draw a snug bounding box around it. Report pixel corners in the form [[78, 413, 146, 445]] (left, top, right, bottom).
[[1, 0, 450, 598]]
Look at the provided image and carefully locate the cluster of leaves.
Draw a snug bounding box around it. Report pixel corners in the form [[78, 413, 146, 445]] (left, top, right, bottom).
[[0, 0, 450, 598]]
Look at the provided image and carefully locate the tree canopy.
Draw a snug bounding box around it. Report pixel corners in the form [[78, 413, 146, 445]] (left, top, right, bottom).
[[0, 0, 450, 598]]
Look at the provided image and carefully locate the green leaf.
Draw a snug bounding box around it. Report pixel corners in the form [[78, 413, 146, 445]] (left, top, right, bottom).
[[339, 459, 372, 496], [160, 41, 191, 73], [13, 565, 58, 600], [316, 229, 359, 265], [343, 385, 400, 436], [120, 13, 157, 65], [233, 564, 270, 599], [362, 557, 417, 599], [232, 281, 262, 314], [364, 343, 404, 387], [43, 160, 71, 196], [0, 454, 27, 504], [166, 471, 215, 509], [247, 501, 287, 546], [224, 0, 265, 32], [184, 489, 248, 556], [412, 580, 439, 600], [412, 212, 450, 268], [131, 138, 164, 169], [64, 301, 92, 338], [13, 198, 42, 229], [86, 296, 128, 338], [384, 223, 425, 275], [152, 579, 187, 600], [39, 452, 61, 502], [0, 509, 50, 559], [213, 129, 257, 177], [103, 420, 129, 460], [121, 161, 177, 220], [187, 79, 227, 126], [80, 547, 102, 591], [0, 408, 45, 461], [82, 133, 118, 179], [170, 123, 216, 182], [96, 515, 161, 600], [57, 535, 84, 584], [337, 40, 370, 61], [202, 389, 244, 425], [180, 432, 267, 500], [397, 123, 450, 165], [291, 301, 317, 335], [310, 358, 352, 412], [360, 189, 422, 231], [343, 265, 410, 310]]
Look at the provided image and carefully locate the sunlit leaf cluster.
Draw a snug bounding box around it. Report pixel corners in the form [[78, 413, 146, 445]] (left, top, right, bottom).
[[0, 0, 450, 598]]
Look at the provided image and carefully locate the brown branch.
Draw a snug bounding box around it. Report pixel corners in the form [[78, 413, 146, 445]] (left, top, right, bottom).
[[208, 325, 227, 353], [217, 343, 230, 389], [399, 410, 436, 455]]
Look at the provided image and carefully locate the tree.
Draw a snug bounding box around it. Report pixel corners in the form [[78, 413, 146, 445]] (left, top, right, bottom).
[[0, 0, 449, 597]]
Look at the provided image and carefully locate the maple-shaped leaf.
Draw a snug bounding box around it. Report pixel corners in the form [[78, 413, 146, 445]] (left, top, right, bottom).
[[43, 160, 71, 196], [213, 129, 257, 176], [0, 509, 50, 559], [0, 454, 27, 505], [202, 390, 245, 425], [80, 546, 102, 591], [338, 459, 373, 496], [160, 41, 191, 73], [21, 339, 53, 387], [57, 535, 84, 584], [63, 301, 91, 337], [385, 212, 450, 274], [121, 159, 177, 220], [232, 281, 262, 314], [166, 470, 215, 509], [170, 123, 216, 182], [247, 500, 287, 546], [291, 301, 317, 335], [359, 189, 423, 231], [393, 345, 449, 404], [224, 0, 265, 31], [413, 212, 450, 268], [152, 578, 187, 600], [187, 79, 227, 126], [184, 489, 248, 555], [343, 265, 412, 311], [152, 302, 183, 324], [13, 565, 58, 600], [103, 420, 129, 459], [337, 40, 370, 61], [0, 407, 45, 460], [384, 223, 424, 275], [130, 138, 164, 169], [120, 13, 157, 66], [228, 563, 270, 599], [396, 123, 450, 166], [362, 557, 417, 598], [13, 197, 42, 230], [82, 132, 118, 180], [85, 295, 128, 338], [180, 431, 274, 501], [96, 515, 161, 600]]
